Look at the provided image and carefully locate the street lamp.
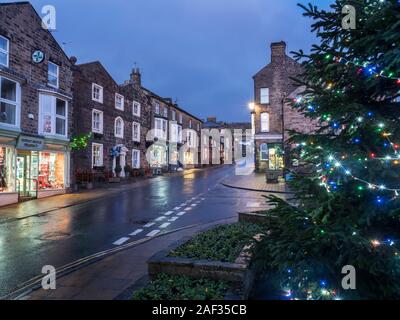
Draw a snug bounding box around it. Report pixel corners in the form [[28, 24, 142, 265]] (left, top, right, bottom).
[[248, 102, 255, 111]]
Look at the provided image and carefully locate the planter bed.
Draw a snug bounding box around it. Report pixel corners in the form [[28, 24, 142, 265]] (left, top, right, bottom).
[[132, 274, 229, 300], [147, 223, 264, 299]]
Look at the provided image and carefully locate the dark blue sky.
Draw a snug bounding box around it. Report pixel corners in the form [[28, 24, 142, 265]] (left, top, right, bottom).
[[30, 0, 328, 122]]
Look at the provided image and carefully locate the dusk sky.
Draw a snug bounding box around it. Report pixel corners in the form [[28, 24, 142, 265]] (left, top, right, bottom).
[[29, 0, 329, 122]]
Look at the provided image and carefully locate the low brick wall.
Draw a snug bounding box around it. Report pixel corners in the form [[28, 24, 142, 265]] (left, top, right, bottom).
[[148, 236, 257, 299], [238, 212, 272, 224]]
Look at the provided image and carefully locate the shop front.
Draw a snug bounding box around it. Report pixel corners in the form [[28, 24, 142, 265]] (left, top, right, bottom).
[[148, 144, 168, 170], [0, 134, 70, 206]]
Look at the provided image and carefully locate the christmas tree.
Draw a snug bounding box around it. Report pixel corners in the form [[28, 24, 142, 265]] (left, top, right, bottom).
[[256, 0, 400, 299]]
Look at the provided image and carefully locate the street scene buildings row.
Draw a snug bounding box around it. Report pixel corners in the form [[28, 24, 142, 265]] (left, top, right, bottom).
[[0, 2, 204, 206]]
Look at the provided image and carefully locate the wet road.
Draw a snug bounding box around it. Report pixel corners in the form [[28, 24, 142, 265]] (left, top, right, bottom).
[[0, 165, 268, 297]]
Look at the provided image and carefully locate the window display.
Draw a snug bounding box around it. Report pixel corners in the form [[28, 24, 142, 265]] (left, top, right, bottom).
[[38, 152, 65, 190], [0, 146, 15, 192]]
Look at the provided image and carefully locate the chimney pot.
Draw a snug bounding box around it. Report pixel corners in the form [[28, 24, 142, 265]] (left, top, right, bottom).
[[270, 41, 286, 61]]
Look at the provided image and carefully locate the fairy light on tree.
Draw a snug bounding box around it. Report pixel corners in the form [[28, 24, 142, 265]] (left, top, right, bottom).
[[257, 0, 400, 300]]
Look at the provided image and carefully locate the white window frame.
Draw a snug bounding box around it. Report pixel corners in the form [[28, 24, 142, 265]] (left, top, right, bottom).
[[171, 110, 176, 121], [0, 75, 21, 129], [132, 121, 141, 142], [189, 119, 192, 129], [155, 118, 167, 140], [260, 143, 268, 161], [132, 149, 140, 169], [133, 101, 141, 117], [92, 83, 103, 103], [260, 112, 270, 132], [39, 94, 68, 137], [0, 35, 9, 68], [179, 113, 183, 124], [260, 88, 270, 104], [177, 125, 182, 143], [115, 93, 124, 111], [197, 123, 200, 131], [92, 109, 103, 134], [163, 107, 168, 118], [114, 117, 124, 138], [92, 143, 104, 167], [154, 102, 160, 114], [48, 61, 59, 89]]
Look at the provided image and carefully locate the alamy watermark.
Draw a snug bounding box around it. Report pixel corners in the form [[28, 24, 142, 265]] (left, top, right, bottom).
[[342, 5, 356, 30], [41, 5, 56, 31], [41, 265, 56, 290]]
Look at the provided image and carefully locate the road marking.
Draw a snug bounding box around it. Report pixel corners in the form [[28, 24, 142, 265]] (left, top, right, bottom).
[[173, 207, 181, 210], [155, 216, 166, 221], [180, 203, 186, 206], [177, 211, 186, 216], [184, 207, 193, 211], [164, 211, 174, 216], [168, 216, 179, 222], [191, 204, 197, 207], [113, 237, 130, 246], [159, 222, 171, 229], [144, 222, 155, 228], [129, 229, 143, 236], [146, 230, 160, 237]]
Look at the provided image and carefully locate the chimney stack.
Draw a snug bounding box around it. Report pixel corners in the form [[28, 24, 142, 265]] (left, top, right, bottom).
[[270, 41, 286, 62], [207, 116, 217, 123], [130, 68, 141, 87]]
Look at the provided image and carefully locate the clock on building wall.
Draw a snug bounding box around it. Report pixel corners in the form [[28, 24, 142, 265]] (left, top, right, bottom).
[[32, 50, 45, 64]]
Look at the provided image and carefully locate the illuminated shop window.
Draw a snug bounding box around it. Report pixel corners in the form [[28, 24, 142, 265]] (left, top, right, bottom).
[[0, 146, 15, 192], [38, 152, 65, 190]]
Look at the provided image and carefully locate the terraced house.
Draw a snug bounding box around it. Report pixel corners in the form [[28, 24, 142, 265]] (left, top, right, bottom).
[[73, 61, 149, 182], [0, 2, 73, 206]]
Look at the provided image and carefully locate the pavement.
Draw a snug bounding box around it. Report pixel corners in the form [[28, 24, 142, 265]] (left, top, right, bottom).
[[0, 165, 280, 299], [221, 172, 291, 194]]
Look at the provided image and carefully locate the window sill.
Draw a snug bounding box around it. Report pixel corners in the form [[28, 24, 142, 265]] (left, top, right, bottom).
[[92, 99, 103, 104]]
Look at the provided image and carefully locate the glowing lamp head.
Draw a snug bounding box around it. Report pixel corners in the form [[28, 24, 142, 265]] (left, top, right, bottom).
[[248, 102, 255, 111]]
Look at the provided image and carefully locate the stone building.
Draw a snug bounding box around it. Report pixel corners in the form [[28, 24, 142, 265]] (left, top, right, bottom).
[[142, 89, 202, 170], [0, 2, 73, 205], [73, 61, 148, 179], [251, 41, 316, 174], [202, 117, 251, 165]]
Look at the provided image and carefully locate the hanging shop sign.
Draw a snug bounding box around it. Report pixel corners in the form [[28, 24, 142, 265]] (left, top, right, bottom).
[[17, 135, 45, 151]]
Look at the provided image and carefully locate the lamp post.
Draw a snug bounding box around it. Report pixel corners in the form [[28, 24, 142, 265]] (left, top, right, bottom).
[[248, 102, 256, 170]]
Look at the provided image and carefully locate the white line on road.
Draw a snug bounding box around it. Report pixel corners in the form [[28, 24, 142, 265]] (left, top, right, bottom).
[[168, 216, 179, 222], [180, 203, 186, 206], [173, 207, 181, 210], [144, 222, 156, 228], [113, 237, 130, 246], [191, 204, 197, 207], [155, 216, 166, 221], [159, 222, 171, 229], [129, 229, 143, 236], [164, 211, 174, 216], [184, 207, 193, 211], [146, 230, 161, 237], [177, 211, 186, 216]]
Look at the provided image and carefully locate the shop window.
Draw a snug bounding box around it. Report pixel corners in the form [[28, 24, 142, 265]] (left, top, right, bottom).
[[0, 76, 20, 127], [260, 112, 270, 132], [149, 145, 167, 168], [0, 35, 9, 67], [0, 146, 15, 192], [39, 94, 68, 137], [260, 143, 268, 161], [114, 117, 124, 138], [115, 93, 124, 110], [132, 121, 140, 142], [133, 101, 141, 117], [92, 109, 103, 133], [92, 143, 103, 167], [132, 149, 140, 169], [48, 62, 59, 88], [38, 152, 65, 190]]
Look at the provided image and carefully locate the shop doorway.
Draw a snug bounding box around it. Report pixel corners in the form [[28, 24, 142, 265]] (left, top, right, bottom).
[[16, 151, 38, 201]]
